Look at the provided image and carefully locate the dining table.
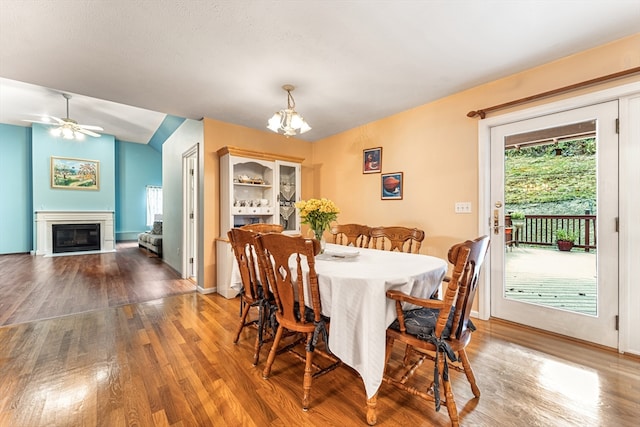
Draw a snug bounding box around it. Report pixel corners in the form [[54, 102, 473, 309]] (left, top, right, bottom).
[[229, 242, 448, 423]]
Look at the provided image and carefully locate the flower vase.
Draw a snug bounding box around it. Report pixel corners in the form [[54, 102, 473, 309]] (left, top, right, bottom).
[[314, 229, 326, 253]]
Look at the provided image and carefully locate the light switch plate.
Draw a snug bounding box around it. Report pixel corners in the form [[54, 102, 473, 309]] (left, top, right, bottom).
[[455, 202, 472, 213]]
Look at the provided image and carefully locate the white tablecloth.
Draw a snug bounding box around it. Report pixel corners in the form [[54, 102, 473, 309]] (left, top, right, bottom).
[[229, 242, 447, 399]]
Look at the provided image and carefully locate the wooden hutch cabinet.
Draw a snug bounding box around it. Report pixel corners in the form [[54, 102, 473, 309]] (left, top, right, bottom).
[[215, 146, 303, 298]]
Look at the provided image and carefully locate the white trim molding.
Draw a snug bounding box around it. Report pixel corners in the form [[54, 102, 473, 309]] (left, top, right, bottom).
[[35, 210, 115, 256], [478, 80, 640, 355]]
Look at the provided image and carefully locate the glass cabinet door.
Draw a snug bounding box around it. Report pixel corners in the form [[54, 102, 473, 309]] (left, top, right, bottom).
[[276, 160, 301, 234]]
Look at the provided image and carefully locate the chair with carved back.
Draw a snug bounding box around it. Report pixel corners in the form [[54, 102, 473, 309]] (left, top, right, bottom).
[[378, 235, 490, 427], [227, 228, 275, 366], [330, 223, 372, 248], [369, 226, 425, 253], [254, 233, 340, 411], [240, 223, 284, 233]]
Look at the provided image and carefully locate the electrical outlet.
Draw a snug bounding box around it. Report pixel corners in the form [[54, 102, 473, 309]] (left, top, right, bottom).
[[455, 202, 472, 213]]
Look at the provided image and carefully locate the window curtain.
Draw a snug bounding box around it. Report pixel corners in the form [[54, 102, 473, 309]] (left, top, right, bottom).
[[146, 186, 163, 226]]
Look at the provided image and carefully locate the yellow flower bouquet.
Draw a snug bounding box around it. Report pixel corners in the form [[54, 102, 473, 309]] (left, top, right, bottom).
[[295, 198, 340, 242]]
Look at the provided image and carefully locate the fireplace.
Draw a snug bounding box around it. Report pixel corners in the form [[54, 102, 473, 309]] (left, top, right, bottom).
[[35, 211, 115, 256], [52, 223, 101, 253]]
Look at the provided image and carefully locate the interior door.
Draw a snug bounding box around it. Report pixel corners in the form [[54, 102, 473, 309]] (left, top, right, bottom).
[[490, 101, 619, 348]]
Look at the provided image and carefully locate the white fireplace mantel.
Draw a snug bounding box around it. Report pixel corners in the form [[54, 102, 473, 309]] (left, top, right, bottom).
[[35, 211, 115, 256]]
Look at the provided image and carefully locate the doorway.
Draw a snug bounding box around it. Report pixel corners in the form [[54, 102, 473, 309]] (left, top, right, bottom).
[[489, 101, 618, 348], [182, 144, 199, 283]]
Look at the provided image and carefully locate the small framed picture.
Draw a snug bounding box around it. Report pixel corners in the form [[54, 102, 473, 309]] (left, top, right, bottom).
[[381, 172, 403, 200], [363, 147, 382, 174]]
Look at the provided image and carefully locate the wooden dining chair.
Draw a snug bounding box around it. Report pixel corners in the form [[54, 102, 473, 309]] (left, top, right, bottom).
[[240, 223, 284, 233], [378, 235, 490, 427], [254, 233, 340, 411], [227, 228, 275, 366], [330, 223, 371, 248], [369, 226, 425, 253]]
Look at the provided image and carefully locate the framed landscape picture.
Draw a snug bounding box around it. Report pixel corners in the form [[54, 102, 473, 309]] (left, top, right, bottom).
[[51, 156, 100, 190], [363, 147, 382, 174], [381, 172, 403, 200]]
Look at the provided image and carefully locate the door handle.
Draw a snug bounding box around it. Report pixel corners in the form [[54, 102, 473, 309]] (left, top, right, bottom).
[[493, 209, 501, 235]]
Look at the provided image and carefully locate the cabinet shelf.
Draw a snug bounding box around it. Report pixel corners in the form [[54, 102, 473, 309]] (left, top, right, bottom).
[[234, 182, 272, 188]]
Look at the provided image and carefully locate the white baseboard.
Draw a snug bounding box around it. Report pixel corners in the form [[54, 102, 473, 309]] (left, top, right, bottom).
[[197, 286, 217, 295]]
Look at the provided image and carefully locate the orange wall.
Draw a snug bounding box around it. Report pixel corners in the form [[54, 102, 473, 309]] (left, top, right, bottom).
[[312, 33, 640, 261], [202, 118, 313, 289], [202, 33, 640, 290]]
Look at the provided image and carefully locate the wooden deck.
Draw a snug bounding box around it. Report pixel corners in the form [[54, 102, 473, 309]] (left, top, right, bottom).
[[505, 246, 597, 315]]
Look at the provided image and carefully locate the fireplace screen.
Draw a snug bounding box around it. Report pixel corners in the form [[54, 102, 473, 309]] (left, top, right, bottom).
[[52, 223, 101, 253]]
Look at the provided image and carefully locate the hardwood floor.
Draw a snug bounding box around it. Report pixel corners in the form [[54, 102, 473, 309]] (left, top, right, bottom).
[[0, 242, 196, 326], [0, 247, 638, 426]]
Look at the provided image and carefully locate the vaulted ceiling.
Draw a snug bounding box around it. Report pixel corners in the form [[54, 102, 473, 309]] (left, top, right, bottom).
[[1, 1, 639, 143]]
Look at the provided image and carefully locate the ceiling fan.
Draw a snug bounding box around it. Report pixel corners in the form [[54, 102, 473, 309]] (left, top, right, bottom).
[[24, 93, 104, 139]]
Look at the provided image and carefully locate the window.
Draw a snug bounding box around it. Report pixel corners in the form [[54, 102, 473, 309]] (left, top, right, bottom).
[[146, 186, 163, 226]]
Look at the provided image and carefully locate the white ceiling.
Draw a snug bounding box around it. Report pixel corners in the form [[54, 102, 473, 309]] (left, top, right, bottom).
[[1, 1, 639, 144]]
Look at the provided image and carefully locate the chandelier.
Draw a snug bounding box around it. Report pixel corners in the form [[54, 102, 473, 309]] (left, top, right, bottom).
[[267, 84, 311, 137]]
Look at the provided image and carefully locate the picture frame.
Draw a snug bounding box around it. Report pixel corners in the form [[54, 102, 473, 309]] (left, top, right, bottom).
[[363, 147, 382, 174], [51, 156, 100, 190], [381, 172, 403, 200]]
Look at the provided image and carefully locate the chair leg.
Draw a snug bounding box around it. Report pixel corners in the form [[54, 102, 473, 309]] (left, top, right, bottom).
[[383, 336, 394, 374], [302, 332, 314, 411], [458, 349, 480, 397], [262, 325, 284, 379], [233, 300, 251, 344], [402, 344, 413, 366], [439, 355, 459, 427], [252, 303, 269, 366], [252, 312, 263, 366]]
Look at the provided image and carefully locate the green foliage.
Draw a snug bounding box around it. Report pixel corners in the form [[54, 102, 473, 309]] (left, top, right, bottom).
[[54, 177, 74, 186], [505, 142, 595, 206], [510, 211, 525, 220], [556, 229, 577, 243], [505, 138, 595, 158]]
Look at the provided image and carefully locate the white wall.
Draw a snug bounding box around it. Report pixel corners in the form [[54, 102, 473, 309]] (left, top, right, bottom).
[[162, 119, 204, 279]]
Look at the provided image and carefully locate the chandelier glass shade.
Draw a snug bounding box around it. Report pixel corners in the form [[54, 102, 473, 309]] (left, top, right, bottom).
[[267, 85, 311, 137]]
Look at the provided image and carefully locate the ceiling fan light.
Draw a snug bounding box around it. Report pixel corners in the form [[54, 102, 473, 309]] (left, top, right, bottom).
[[45, 93, 102, 140], [62, 127, 74, 139]]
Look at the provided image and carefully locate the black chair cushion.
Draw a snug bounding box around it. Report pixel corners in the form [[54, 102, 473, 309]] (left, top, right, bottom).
[[390, 306, 456, 339], [389, 305, 476, 340]]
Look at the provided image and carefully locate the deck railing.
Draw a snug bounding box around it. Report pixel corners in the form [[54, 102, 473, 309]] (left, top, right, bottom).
[[511, 214, 597, 252]]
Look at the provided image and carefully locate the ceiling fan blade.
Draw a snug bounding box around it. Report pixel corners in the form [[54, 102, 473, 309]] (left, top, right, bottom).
[[48, 116, 65, 125], [21, 115, 65, 126], [78, 124, 104, 131], [22, 119, 53, 125], [76, 128, 101, 138]]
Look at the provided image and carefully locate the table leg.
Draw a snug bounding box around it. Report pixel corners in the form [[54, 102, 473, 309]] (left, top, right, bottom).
[[366, 395, 377, 425]]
